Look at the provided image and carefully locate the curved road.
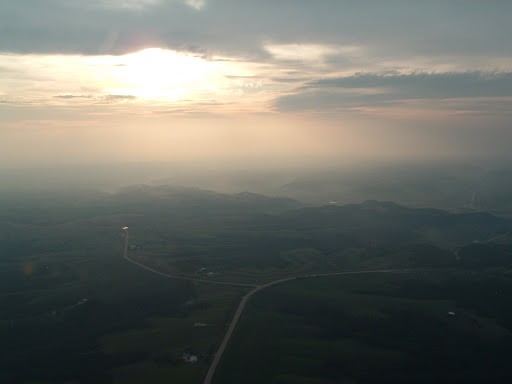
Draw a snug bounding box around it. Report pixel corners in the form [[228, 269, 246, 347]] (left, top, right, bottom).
[[202, 269, 417, 384], [123, 231, 255, 288], [121, 229, 418, 384], [202, 276, 297, 384]]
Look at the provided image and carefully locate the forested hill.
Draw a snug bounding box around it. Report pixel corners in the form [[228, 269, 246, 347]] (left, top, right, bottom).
[[2, 187, 510, 272], [274, 200, 510, 247]]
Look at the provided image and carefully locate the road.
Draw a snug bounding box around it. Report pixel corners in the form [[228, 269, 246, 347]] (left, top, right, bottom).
[[121, 230, 418, 384], [202, 276, 297, 384], [202, 269, 416, 384], [484, 232, 510, 243], [122, 232, 255, 287]]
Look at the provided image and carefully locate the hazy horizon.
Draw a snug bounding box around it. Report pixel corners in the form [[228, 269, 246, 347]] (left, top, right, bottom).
[[2, 1, 512, 168]]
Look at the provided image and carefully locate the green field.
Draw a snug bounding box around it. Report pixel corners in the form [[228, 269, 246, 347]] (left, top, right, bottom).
[[2, 186, 512, 383], [215, 271, 512, 383]]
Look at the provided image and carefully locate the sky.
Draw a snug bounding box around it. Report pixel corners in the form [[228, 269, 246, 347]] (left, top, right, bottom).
[[1, 1, 511, 168]]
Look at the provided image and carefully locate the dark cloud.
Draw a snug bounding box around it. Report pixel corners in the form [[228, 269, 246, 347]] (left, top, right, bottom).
[[275, 72, 512, 112], [54, 94, 93, 99], [307, 72, 512, 98], [270, 77, 309, 84], [102, 94, 137, 103], [105, 94, 137, 99], [1, 0, 511, 64]]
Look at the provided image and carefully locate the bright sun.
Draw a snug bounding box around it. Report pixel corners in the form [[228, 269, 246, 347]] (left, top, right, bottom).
[[89, 48, 239, 101]]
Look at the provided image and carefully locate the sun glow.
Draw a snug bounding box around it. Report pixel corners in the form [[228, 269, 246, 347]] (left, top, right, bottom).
[[88, 48, 240, 101], [0, 48, 252, 105]]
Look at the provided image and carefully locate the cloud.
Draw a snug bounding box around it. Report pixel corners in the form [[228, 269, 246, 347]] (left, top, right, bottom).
[[103, 94, 137, 102], [83, 0, 162, 10], [306, 72, 512, 98], [185, 0, 206, 10], [274, 71, 512, 112], [1, 1, 511, 67], [264, 43, 341, 63], [54, 94, 93, 99]]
